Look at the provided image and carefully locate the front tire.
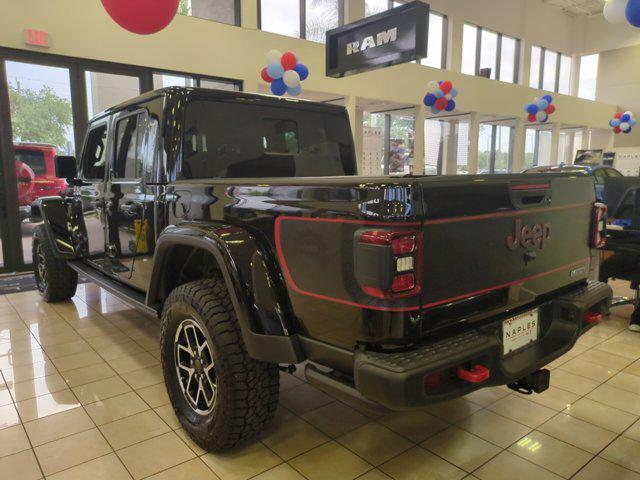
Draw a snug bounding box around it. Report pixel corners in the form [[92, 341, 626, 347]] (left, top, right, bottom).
[[32, 225, 78, 302], [160, 279, 279, 451]]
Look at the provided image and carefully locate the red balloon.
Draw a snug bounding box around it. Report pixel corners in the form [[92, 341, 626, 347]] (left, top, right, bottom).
[[614, 126, 622, 134], [528, 114, 537, 122], [100, 0, 179, 35], [435, 97, 448, 111], [261, 67, 273, 83], [615, 112, 623, 119], [545, 104, 555, 114], [440, 81, 453, 94], [281, 52, 297, 71]]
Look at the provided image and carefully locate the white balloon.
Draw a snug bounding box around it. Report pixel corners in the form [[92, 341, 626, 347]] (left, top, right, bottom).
[[282, 70, 301, 89], [536, 111, 548, 122], [604, 0, 628, 24], [427, 80, 439, 91], [266, 49, 282, 65], [445, 93, 452, 101], [621, 122, 631, 132]]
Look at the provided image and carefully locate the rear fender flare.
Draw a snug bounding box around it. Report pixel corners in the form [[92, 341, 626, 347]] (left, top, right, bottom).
[[148, 226, 304, 364]]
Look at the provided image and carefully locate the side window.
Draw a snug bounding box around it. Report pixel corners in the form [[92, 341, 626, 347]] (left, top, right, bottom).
[[81, 124, 108, 181], [605, 168, 623, 177], [113, 112, 157, 180]]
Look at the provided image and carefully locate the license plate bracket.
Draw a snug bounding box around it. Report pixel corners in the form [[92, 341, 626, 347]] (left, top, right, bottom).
[[502, 309, 539, 355]]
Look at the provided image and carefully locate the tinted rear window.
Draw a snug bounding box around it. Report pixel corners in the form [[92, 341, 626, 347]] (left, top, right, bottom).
[[15, 149, 47, 175], [180, 100, 355, 178]]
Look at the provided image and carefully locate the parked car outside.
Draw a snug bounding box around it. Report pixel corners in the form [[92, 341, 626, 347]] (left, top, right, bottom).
[[14, 143, 67, 220]]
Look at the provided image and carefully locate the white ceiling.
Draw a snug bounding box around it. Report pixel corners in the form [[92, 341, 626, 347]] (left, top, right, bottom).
[[542, 0, 605, 16]]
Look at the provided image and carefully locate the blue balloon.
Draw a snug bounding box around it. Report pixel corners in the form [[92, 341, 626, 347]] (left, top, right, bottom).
[[293, 63, 309, 81], [266, 62, 284, 80], [287, 85, 302, 96], [624, 129, 632, 134], [526, 104, 539, 115], [538, 99, 549, 110], [445, 100, 456, 112], [450, 88, 458, 98], [610, 119, 618, 127], [627, 0, 640, 27], [423, 93, 436, 106], [270, 78, 287, 96], [434, 89, 444, 98], [541, 94, 553, 103], [611, 118, 621, 127], [430, 105, 440, 115], [631, 118, 638, 126], [621, 114, 631, 122]]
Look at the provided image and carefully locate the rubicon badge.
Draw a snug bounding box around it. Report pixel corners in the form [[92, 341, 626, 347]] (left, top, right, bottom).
[[506, 219, 552, 250]]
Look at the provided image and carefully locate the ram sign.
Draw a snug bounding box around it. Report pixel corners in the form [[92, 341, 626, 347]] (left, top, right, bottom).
[[325, 1, 429, 78]]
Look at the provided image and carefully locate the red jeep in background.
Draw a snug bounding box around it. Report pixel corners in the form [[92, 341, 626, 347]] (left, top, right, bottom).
[[15, 143, 67, 221]]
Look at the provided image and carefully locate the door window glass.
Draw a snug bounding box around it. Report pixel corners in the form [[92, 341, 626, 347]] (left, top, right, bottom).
[[114, 112, 157, 180], [81, 124, 108, 180]]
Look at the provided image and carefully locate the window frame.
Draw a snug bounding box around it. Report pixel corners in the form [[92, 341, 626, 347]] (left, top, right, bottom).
[[530, 45, 572, 94], [151, 70, 240, 90], [177, 0, 241, 27], [463, 23, 520, 84], [365, 1, 448, 69], [257, 0, 345, 42]]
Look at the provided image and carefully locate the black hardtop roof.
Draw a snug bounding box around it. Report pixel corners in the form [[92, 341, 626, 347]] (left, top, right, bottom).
[[90, 86, 347, 122]]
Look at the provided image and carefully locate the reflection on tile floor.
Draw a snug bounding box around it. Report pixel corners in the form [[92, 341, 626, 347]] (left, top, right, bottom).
[[0, 280, 639, 479]]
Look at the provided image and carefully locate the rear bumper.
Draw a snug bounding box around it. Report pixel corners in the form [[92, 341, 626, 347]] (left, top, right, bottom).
[[353, 280, 612, 409]]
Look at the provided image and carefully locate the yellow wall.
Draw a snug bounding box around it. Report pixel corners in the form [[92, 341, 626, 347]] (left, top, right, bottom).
[[0, 0, 618, 129]]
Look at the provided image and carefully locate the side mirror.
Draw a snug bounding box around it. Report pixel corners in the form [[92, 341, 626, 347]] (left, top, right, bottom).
[[54, 155, 77, 181]]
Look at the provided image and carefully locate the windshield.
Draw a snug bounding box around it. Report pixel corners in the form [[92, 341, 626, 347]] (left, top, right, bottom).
[[180, 100, 356, 178]]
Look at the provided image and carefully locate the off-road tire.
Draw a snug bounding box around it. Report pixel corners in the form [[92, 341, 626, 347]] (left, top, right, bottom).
[[160, 278, 279, 451], [32, 225, 78, 302]]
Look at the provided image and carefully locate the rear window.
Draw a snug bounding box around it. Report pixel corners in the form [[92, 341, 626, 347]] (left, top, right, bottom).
[[15, 149, 47, 175], [180, 100, 355, 178]]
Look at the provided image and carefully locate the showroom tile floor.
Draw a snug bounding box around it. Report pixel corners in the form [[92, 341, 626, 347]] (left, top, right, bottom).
[[0, 281, 640, 479]]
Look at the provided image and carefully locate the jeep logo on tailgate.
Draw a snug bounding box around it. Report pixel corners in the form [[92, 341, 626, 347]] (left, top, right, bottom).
[[506, 219, 552, 250]]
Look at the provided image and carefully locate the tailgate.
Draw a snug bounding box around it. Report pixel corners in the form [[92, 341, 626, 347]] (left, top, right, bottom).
[[418, 174, 595, 311]]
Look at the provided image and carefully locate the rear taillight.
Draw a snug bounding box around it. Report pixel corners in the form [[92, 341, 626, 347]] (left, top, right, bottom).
[[356, 230, 422, 299], [591, 203, 607, 248]]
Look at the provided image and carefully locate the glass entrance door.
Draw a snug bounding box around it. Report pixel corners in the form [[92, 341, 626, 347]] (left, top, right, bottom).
[[5, 60, 76, 265]]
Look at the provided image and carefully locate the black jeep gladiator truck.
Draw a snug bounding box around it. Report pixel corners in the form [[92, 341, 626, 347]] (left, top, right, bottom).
[[33, 87, 612, 451]]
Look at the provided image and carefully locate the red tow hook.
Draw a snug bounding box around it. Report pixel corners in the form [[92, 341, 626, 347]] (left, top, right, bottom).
[[584, 311, 603, 325], [457, 365, 490, 383]]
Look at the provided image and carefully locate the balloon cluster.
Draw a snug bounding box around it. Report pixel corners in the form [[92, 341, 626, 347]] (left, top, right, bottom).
[[261, 50, 309, 97], [604, 0, 640, 28], [423, 80, 458, 114], [525, 95, 556, 123], [610, 111, 637, 134]]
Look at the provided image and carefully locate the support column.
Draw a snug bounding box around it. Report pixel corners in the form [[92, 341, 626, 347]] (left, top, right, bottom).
[[448, 15, 463, 72], [467, 112, 480, 174], [344, 0, 365, 23], [240, 0, 258, 29], [345, 95, 363, 173], [412, 104, 425, 175], [511, 118, 526, 172], [581, 127, 590, 149], [550, 122, 561, 165], [444, 120, 459, 175]]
